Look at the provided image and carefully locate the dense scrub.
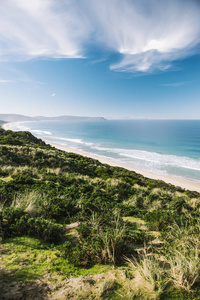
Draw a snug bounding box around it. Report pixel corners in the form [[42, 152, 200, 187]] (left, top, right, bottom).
[[1, 128, 200, 299], [0, 128, 50, 147]]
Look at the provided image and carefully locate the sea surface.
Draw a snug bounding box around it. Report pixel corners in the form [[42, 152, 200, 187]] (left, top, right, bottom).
[[8, 119, 200, 182]]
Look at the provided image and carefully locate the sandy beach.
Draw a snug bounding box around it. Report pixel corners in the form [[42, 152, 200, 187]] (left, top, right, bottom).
[[50, 143, 200, 193], [2, 122, 200, 193]]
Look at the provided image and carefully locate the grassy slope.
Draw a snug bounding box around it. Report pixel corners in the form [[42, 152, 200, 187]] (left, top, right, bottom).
[[0, 128, 200, 299]]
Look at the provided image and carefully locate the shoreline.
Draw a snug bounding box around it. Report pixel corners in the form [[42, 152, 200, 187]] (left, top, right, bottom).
[[2, 122, 200, 193], [50, 143, 200, 193]]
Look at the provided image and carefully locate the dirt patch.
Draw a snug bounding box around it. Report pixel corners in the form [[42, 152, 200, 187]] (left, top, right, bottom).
[[0, 271, 117, 300], [49, 271, 116, 299], [0, 280, 50, 300]]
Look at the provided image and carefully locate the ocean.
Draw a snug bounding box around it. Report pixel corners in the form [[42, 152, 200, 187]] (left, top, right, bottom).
[[7, 119, 200, 183]]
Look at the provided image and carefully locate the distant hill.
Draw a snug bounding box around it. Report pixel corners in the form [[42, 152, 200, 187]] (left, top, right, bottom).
[[0, 114, 106, 123], [0, 114, 32, 122]]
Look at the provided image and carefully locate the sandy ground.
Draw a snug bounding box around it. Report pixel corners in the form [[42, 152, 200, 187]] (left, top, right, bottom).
[[2, 122, 200, 193]]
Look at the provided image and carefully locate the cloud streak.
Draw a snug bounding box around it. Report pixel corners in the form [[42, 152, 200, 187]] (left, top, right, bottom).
[[0, 0, 90, 60], [93, 0, 200, 72], [159, 81, 189, 87], [0, 0, 200, 72], [0, 79, 14, 83]]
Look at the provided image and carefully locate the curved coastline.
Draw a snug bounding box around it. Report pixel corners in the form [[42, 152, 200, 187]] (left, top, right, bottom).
[[2, 122, 200, 193]]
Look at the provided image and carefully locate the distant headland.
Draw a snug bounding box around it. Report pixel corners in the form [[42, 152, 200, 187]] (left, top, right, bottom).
[[0, 114, 106, 123]]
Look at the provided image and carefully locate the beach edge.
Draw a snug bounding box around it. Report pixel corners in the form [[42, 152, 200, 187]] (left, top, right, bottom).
[[50, 143, 200, 193], [2, 122, 200, 193]]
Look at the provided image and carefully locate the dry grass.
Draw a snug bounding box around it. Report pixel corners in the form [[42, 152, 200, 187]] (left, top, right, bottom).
[[165, 222, 200, 292], [127, 252, 168, 298], [124, 221, 200, 297], [187, 198, 200, 210], [11, 191, 41, 216], [167, 249, 200, 291]]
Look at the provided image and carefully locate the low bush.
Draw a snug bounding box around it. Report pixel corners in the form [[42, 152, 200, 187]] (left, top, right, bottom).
[[1, 208, 64, 243], [144, 210, 174, 231]]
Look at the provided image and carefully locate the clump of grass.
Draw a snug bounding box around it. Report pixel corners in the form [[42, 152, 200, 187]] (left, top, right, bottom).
[[187, 198, 200, 210], [127, 252, 168, 298], [126, 221, 200, 297], [11, 191, 41, 216], [167, 249, 200, 292], [99, 212, 126, 264], [165, 222, 200, 292]]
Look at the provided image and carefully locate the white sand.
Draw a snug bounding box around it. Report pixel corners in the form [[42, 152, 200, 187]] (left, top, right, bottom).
[[51, 143, 200, 193], [2, 122, 17, 130], [2, 123, 10, 130], [2, 122, 200, 193]]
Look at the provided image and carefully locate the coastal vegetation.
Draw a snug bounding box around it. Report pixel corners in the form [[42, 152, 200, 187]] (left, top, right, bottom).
[[1, 127, 200, 299]]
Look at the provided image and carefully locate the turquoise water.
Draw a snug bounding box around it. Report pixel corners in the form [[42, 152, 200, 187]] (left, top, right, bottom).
[[8, 120, 200, 182]]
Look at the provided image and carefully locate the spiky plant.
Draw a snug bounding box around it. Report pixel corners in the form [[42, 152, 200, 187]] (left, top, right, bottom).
[[126, 251, 168, 298]]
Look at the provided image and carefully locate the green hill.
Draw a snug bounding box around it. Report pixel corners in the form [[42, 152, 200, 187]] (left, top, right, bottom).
[[0, 128, 200, 299], [0, 128, 49, 147]]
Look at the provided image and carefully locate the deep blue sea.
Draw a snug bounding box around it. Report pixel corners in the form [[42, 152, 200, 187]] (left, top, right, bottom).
[[8, 120, 200, 182]]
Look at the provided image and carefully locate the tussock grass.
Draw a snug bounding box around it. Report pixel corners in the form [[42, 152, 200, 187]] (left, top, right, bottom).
[[167, 250, 200, 291], [187, 198, 200, 210], [11, 191, 41, 215], [106, 178, 122, 186], [101, 213, 126, 264], [127, 252, 168, 298], [150, 200, 163, 210], [1, 165, 15, 172], [165, 222, 200, 292], [45, 167, 61, 175], [126, 222, 200, 297]]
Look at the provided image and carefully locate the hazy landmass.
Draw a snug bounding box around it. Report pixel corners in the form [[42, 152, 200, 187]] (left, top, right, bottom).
[[0, 128, 200, 299], [0, 114, 106, 123]]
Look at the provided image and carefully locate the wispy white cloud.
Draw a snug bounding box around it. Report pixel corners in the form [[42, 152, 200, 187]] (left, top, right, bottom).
[[88, 57, 107, 65], [0, 0, 200, 73], [92, 0, 200, 72], [159, 81, 189, 87], [0, 79, 14, 83], [0, 0, 91, 60], [51, 93, 56, 97]]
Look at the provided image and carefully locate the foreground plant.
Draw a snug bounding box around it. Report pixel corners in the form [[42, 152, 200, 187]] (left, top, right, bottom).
[[127, 251, 168, 298], [165, 222, 200, 292], [167, 249, 200, 292], [100, 212, 126, 264]]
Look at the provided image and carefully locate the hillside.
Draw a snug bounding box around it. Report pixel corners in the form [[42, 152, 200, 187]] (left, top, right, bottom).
[[0, 128, 200, 299], [0, 114, 106, 123]]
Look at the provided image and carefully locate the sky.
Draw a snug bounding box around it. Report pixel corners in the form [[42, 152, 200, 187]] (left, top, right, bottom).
[[0, 0, 200, 119]]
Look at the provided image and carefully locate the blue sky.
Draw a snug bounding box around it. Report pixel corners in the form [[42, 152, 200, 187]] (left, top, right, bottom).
[[0, 0, 200, 119]]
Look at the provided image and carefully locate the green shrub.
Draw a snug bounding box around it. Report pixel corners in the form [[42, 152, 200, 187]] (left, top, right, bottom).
[[1, 208, 64, 243], [63, 212, 128, 266], [145, 210, 174, 231]]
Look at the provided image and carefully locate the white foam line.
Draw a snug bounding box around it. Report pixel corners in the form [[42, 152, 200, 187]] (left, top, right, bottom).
[[92, 146, 200, 171], [31, 129, 52, 135]]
